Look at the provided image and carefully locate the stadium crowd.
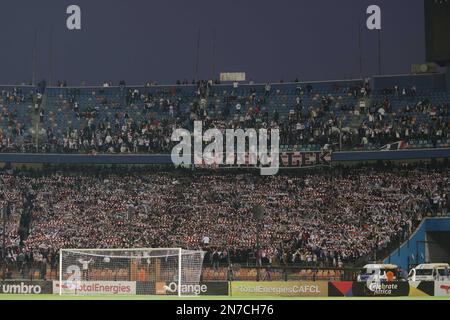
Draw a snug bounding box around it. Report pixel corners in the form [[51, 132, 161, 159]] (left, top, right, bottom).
[[0, 164, 448, 277], [0, 80, 448, 154]]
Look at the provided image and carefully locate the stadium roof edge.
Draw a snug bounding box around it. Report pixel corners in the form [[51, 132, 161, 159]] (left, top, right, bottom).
[[43, 78, 364, 90], [4, 74, 447, 89], [371, 72, 445, 79], [0, 84, 36, 87]]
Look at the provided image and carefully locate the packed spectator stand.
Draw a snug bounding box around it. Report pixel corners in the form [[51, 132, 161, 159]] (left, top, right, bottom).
[[0, 163, 448, 281], [1, 77, 449, 154], [0, 75, 449, 281]]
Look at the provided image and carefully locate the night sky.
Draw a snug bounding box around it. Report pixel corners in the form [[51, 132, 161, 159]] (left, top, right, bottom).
[[0, 0, 426, 85]]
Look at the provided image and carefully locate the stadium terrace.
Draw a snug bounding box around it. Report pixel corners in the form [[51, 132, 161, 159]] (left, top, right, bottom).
[[0, 70, 449, 300]]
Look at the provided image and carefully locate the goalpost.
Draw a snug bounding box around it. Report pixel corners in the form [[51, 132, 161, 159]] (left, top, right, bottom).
[[59, 248, 205, 297]]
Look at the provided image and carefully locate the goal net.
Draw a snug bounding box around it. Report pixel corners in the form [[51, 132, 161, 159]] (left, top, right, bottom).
[[58, 248, 205, 296]]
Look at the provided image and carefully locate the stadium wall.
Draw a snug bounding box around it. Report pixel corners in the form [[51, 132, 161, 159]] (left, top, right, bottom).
[[0, 148, 449, 165], [0, 153, 173, 164], [384, 218, 450, 270], [332, 148, 450, 162]]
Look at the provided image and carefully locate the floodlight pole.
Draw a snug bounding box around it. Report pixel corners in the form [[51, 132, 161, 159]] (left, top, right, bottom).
[[49, 28, 53, 87], [32, 30, 38, 86], [377, 29, 382, 75], [195, 28, 201, 81], [358, 20, 363, 78], [212, 28, 217, 80]]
